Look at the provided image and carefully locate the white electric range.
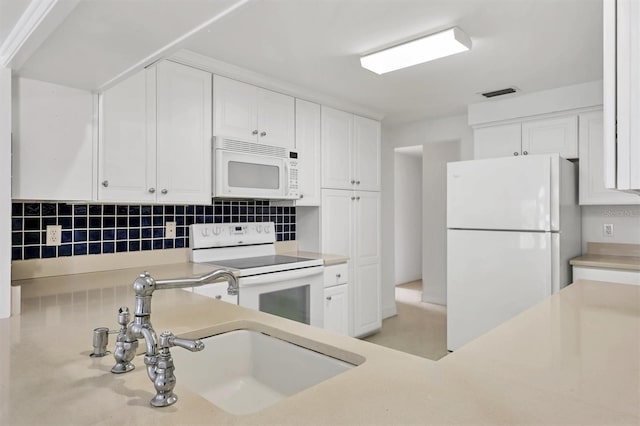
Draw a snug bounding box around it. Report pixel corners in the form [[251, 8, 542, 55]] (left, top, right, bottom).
[[189, 222, 324, 327]]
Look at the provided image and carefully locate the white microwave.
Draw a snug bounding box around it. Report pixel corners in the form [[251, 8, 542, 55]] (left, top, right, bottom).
[[213, 137, 300, 200]]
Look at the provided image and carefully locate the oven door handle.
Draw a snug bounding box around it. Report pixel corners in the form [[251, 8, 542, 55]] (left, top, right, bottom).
[[240, 266, 324, 286]]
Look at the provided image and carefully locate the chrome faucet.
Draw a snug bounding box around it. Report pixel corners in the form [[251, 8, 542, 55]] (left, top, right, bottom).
[[108, 269, 238, 407]]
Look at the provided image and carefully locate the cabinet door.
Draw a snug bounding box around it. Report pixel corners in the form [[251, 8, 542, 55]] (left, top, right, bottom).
[[99, 68, 156, 202], [321, 189, 353, 257], [13, 78, 96, 201], [522, 115, 578, 159], [352, 191, 381, 337], [295, 99, 321, 206], [321, 106, 353, 189], [324, 284, 349, 335], [473, 123, 521, 159], [156, 61, 212, 204], [353, 115, 381, 191], [579, 111, 640, 205], [213, 75, 257, 143], [257, 88, 294, 149]]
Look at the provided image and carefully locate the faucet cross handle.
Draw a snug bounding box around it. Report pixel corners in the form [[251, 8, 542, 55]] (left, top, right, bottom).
[[149, 331, 205, 407], [159, 331, 205, 353]]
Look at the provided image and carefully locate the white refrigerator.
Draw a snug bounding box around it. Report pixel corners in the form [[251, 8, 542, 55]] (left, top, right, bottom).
[[446, 154, 581, 351]]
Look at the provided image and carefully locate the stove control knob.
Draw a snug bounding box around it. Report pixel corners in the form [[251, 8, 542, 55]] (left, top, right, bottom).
[[256, 225, 263, 233], [201, 228, 210, 237], [212, 227, 221, 236], [264, 225, 271, 233]]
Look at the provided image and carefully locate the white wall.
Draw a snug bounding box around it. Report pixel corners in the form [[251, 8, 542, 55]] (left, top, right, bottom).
[[581, 205, 640, 252], [394, 150, 422, 285], [0, 67, 11, 319], [422, 141, 460, 305], [381, 114, 473, 318]]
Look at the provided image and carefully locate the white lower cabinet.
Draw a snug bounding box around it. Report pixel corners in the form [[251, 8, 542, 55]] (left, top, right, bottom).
[[321, 189, 381, 337], [324, 284, 349, 335], [99, 61, 212, 204], [323, 263, 349, 335]]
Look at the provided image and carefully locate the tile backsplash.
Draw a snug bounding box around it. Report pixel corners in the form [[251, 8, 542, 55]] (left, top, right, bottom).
[[11, 200, 296, 261]]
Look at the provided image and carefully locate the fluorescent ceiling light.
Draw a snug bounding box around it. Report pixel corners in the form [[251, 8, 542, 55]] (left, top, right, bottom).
[[360, 27, 472, 75]]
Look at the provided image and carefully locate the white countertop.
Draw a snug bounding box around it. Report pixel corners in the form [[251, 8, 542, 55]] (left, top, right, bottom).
[[4, 264, 639, 425]]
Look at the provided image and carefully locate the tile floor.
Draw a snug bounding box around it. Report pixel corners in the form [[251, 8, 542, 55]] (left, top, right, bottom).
[[363, 280, 449, 361]]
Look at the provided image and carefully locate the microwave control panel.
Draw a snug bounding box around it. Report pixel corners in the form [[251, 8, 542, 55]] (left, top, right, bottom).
[[287, 151, 299, 198]]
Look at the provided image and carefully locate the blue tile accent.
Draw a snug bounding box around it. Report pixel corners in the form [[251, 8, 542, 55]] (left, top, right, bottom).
[[11, 200, 296, 260], [58, 244, 72, 257], [103, 242, 114, 254]]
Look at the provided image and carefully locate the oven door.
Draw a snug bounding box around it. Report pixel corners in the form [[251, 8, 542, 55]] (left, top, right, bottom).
[[238, 266, 324, 327], [214, 149, 287, 199]]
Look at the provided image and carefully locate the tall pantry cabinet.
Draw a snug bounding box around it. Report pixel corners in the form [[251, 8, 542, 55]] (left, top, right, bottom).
[[320, 106, 382, 337]]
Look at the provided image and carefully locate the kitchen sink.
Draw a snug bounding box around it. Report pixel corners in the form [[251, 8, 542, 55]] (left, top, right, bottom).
[[170, 329, 355, 415]]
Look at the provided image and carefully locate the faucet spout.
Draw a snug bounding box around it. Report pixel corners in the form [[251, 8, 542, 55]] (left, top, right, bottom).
[[154, 269, 239, 295]]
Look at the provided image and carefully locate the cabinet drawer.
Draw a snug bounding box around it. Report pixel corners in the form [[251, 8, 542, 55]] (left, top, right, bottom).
[[324, 263, 348, 288]]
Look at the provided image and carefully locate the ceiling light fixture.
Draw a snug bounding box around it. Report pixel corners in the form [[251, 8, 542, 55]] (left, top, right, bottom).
[[360, 27, 472, 75]]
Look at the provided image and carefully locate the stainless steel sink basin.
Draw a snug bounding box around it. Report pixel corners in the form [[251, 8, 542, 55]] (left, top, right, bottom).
[[171, 329, 355, 415]]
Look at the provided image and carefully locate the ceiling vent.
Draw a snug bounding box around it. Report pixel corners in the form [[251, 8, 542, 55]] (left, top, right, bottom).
[[481, 87, 518, 98]]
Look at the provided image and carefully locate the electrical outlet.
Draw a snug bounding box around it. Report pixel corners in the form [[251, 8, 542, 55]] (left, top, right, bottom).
[[46, 225, 62, 246], [166, 221, 176, 239], [603, 223, 614, 238]]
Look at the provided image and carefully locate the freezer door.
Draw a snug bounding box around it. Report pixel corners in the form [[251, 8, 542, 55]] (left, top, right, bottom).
[[447, 229, 552, 351], [447, 155, 552, 231]]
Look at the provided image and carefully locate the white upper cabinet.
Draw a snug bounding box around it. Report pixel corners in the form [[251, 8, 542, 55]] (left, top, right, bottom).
[[474, 123, 521, 159], [99, 68, 156, 202], [295, 99, 321, 206], [213, 75, 294, 149], [321, 106, 353, 190], [99, 61, 212, 204], [12, 78, 96, 201], [604, 0, 640, 193], [321, 106, 381, 191], [579, 110, 640, 205], [353, 116, 382, 191], [474, 116, 578, 160], [156, 61, 212, 204], [522, 116, 578, 158]]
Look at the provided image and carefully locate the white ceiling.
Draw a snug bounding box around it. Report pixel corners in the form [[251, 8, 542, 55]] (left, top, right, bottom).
[[6, 0, 603, 123]]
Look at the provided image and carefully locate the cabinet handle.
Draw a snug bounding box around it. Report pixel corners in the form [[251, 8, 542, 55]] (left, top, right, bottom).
[[299, 194, 304, 199], [336, 273, 341, 278], [356, 180, 360, 185], [326, 296, 332, 301], [351, 196, 356, 200], [356, 196, 360, 200], [148, 187, 156, 193], [351, 179, 356, 184], [161, 189, 168, 194], [523, 151, 528, 155], [513, 152, 519, 156], [101, 180, 109, 188], [215, 295, 222, 300], [260, 131, 267, 137], [252, 130, 258, 135]]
